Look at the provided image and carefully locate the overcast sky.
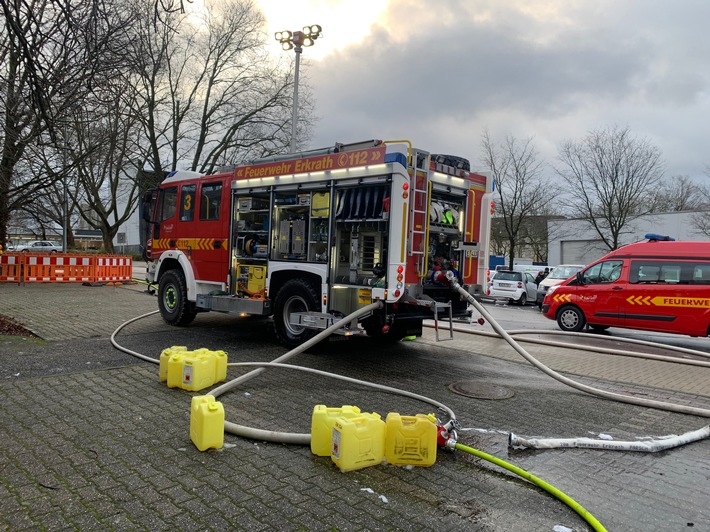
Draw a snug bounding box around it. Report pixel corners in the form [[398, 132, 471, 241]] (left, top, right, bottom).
[[256, 0, 709, 181]]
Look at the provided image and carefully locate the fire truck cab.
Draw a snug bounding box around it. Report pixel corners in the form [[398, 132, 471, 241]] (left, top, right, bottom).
[[141, 139, 492, 347]]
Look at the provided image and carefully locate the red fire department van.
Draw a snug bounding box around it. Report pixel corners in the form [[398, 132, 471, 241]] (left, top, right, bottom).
[[141, 139, 493, 347], [542, 237, 710, 337]]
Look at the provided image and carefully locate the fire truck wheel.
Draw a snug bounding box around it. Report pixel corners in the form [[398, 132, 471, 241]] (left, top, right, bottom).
[[273, 278, 320, 347], [158, 269, 197, 326], [556, 305, 585, 332]]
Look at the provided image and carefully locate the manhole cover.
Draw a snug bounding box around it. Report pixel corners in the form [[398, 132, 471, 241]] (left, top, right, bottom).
[[448, 381, 515, 400]]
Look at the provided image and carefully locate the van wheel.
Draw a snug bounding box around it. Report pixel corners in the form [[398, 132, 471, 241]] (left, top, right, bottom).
[[158, 269, 197, 326], [557, 305, 585, 332], [273, 278, 320, 348]]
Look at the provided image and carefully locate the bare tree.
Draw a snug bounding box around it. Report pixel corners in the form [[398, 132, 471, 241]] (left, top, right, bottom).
[[481, 130, 549, 268], [0, 3, 53, 249], [67, 83, 145, 252], [646, 174, 710, 213], [556, 125, 664, 251], [8, 134, 81, 247], [520, 212, 562, 264], [125, 0, 305, 176], [690, 165, 710, 237], [489, 218, 510, 258], [152, 0, 192, 28], [1, 0, 314, 252], [0, 0, 133, 248]]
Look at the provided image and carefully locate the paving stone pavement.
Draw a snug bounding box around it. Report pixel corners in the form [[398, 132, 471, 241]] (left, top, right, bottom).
[[0, 280, 709, 531]]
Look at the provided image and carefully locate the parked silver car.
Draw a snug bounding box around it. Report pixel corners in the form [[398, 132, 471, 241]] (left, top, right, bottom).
[[487, 270, 538, 305], [15, 240, 61, 253], [535, 264, 586, 307]]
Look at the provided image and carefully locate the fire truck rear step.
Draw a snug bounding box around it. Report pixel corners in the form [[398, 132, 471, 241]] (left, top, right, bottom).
[[409, 298, 454, 341], [432, 302, 454, 341]]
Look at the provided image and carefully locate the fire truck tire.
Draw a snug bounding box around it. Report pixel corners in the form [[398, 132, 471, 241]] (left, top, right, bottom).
[[158, 269, 197, 326], [556, 305, 585, 332], [273, 278, 320, 347]]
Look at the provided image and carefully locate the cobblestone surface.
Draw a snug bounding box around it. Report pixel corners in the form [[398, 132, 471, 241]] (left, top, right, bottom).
[[0, 280, 709, 531]]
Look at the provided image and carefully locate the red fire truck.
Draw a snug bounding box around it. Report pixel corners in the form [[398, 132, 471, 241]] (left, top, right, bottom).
[[141, 139, 493, 346]]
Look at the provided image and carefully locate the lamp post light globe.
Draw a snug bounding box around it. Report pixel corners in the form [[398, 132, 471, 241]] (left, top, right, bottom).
[[275, 25, 322, 153]]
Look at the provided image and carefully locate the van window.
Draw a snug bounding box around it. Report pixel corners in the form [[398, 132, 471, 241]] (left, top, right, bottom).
[[582, 260, 623, 284], [693, 265, 710, 284], [629, 260, 710, 284], [632, 262, 680, 283]]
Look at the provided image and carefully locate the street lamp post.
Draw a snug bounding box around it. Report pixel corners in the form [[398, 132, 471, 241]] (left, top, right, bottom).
[[62, 122, 69, 252], [275, 25, 322, 153]]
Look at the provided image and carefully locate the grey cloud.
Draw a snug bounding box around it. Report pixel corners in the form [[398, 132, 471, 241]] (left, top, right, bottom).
[[304, 1, 710, 178]]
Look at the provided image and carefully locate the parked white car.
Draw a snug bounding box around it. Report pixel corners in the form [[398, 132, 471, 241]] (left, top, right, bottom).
[[535, 264, 586, 307], [15, 240, 61, 253], [487, 270, 538, 305]]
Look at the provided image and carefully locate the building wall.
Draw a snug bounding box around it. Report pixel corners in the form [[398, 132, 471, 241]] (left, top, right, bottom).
[[548, 211, 708, 265]]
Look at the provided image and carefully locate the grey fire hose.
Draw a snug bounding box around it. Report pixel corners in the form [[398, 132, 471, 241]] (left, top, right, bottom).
[[208, 301, 385, 398]]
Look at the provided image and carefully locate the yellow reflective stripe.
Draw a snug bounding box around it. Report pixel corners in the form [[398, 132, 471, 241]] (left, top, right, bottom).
[[153, 238, 225, 250]]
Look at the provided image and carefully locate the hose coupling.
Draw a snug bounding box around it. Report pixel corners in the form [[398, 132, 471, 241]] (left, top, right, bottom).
[[436, 422, 459, 449], [445, 438, 458, 451], [444, 270, 461, 289], [436, 426, 450, 447]]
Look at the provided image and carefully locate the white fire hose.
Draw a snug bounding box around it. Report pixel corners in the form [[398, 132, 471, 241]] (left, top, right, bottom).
[[510, 425, 710, 452], [444, 270, 710, 420]]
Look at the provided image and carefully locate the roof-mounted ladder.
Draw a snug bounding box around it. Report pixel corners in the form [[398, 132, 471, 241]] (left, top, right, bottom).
[[408, 151, 431, 277]]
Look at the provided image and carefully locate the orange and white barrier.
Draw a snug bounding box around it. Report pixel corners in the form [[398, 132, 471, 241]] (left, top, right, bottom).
[[94, 256, 132, 283], [0, 253, 132, 284], [0, 253, 23, 282], [24, 255, 94, 283]]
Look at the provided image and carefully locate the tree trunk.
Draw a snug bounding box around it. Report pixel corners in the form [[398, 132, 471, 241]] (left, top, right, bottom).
[[0, 166, 10, 248]]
